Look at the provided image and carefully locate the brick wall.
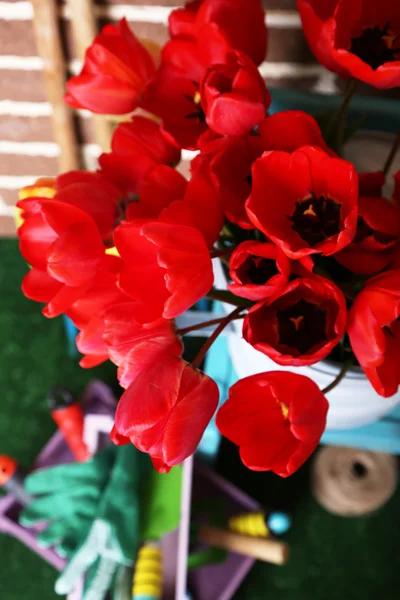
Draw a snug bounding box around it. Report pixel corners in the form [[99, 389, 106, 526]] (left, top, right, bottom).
[[0, 0, 360, 236]]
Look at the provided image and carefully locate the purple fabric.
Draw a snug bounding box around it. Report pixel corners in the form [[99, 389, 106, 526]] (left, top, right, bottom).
[[187, 462, 260, 600], [0, 380, 117, 571]]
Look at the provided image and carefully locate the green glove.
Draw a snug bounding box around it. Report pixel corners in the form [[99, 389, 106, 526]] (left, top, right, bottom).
[[55, 444, 151, 600], [20, 445, 118, 557]]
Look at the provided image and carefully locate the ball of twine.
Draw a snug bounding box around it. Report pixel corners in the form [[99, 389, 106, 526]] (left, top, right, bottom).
[[312, 446, 398, 516]]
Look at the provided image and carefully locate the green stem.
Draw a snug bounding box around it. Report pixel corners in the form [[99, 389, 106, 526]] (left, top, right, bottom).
[[205, 289, 248, 307], [325, 79, 357, 150], [177, 313, 245, 336], [322, 357, 353, 395], [191, 306, 244, 369], [383, 130, 400, 177], [313, 266, 356, 301], [210, 248, 233, 259]]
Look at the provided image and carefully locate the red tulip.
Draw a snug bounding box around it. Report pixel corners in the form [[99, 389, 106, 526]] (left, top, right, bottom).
[[115, 220, 214, 324], [99, 116, 181, 197], [257, 110, 336, 157], [158, 156, 224, 248], [393, 171, 400, 208], [200, 50, 270, 136], [243, 275, 347, 366], [111, 355, 219, 470], [143, 23, 231, 149], [169, 0, 267, 66], [76, 297, 184, 376], [348, 271, 400, 397], [335, 194, 400, 275], [18, 178, 56, 202], [297, 0, 400, 89], [168, 0, 201, 40], [67, 265, 131, 367], [246, 146, 358, 259], [103, 302, 183, 389], [17, 197, 58, 272], [75, 315, 110, 368], [124, 165, 188, 221], [65, 19, 156, 114], [210, 111, 336, 229], [111, 116, 180, 166], [18, 193, 112, 317], [358, 171, 386, 197], [55, 171, 120, 241], [228, 241, 291, 301], [216, 371, 328, 476]]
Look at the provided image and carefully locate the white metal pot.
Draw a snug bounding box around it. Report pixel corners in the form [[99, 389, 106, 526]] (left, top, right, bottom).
[[209, 89, 400, 429], [213, 255, 400, 431]]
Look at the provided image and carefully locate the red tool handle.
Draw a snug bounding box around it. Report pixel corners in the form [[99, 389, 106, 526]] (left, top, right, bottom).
[[51, 403, 90, 462]]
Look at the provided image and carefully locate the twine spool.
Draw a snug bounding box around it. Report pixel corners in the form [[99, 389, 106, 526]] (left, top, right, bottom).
[[312, 446, 398, 516]]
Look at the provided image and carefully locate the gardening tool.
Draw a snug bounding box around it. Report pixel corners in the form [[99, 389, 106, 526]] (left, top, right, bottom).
[[228, 510, 291, 538], [198, 525, 290, 565], [20, 446, 182, 600], [0, 455, 33, 507], [131, 543, 163, 600], [48, 386, 90, 463]]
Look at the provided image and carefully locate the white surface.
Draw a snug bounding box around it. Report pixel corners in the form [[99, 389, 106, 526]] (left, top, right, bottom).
[[210, 130, 400, 429], [83, 414, 114, 456], [213, 257, 400, 430], [343, 130, 400, 195], [176, 458, 193, 600]]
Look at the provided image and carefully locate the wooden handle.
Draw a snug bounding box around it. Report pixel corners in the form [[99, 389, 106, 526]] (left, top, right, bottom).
[[31, 0, 80, 172], [68, 0, 113, 151], [198, 525, 290, 565]]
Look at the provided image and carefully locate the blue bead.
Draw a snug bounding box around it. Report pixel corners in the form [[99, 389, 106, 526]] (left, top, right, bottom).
[[267, 511, 292, 535]]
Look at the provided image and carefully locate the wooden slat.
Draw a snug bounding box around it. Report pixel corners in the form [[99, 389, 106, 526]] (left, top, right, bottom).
[[30, 0, 80, 171], [67, 0, 113, 151]]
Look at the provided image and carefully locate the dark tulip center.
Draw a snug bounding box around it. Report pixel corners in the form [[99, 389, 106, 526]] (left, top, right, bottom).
[[354, 216, 396, 246], [214, 72, 233, 95], [352, 461, 367, 478], [184, 83, 206, 123], [350, 22, 400, 70], [277, 298, 327, 354], [239, 255, 279, 285], [289, 193, 341, 246], [353, 216, 373, 243]]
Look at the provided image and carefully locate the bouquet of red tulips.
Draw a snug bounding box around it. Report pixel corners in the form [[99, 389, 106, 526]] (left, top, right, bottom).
[[17, 0, 400, 477]]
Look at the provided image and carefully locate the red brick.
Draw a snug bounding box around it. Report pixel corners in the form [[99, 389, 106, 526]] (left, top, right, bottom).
[[0, 189, 19, 206], [0, 216, 16, 238], [0, 155, 58, 176]]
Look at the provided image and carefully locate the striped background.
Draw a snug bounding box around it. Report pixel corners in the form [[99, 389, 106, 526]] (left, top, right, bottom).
[[0, 0, 394, 236]]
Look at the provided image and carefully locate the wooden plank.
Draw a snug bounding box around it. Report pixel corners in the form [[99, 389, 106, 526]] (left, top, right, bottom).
[[67, 0, 113, 151], [30, 0, 80, 171]]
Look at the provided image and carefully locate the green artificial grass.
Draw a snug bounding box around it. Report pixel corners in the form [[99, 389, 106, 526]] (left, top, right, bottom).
[[217, 440, 400, 600], [1, 238, 400, 599], [0, 240, 117, 599]]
